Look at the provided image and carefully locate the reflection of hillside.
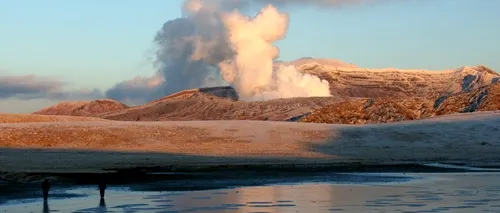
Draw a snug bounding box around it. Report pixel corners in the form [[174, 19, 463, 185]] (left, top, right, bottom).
[[238, 186, 278, 213], [167, 189, 241, 212], [234, 184, 334, 212]]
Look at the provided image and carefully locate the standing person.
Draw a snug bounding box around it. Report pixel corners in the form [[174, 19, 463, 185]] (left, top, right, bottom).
[[98, 175, 107, 198], [41, 179, 50, 201]]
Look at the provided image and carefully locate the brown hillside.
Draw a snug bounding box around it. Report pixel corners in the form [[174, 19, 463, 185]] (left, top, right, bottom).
[[306, 65, 499, 98], [150, 86, 238, 103], [30, 60, 499, 123], [300, 98, 435, 124], [302, 82, 500, 124], [34, 99, 129, 117], [435, 82, 500, 115], [0, 113, 106, 123], [100, 91, 345, 121], [100, 65, 499, 122]]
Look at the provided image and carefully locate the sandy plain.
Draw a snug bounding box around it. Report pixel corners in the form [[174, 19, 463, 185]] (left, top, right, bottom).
[[1, 111, 499, 177]]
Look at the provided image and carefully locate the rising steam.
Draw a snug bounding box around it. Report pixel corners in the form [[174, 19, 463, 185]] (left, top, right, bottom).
[[218, 4, 332, 100], [155, 0, 390, 101], [152, 0, 336, 101]]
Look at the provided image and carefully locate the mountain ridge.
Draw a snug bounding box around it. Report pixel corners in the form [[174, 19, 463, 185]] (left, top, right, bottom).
[[29, 60, 500, 124]]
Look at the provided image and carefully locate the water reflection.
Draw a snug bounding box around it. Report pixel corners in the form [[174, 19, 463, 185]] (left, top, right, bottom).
[[42, 200, 49, 213], [98, 197, 106, 208], [2, 172, 500, 213], [140, 175, 500, 213]]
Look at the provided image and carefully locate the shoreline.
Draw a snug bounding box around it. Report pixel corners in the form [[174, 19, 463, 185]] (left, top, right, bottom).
[[2, 162, 500, 185], [2, 172, 499, 213], [2, 165, 500, 206]]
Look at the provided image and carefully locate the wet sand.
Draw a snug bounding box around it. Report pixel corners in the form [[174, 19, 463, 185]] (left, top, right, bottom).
[[1, 172, 500, 213]]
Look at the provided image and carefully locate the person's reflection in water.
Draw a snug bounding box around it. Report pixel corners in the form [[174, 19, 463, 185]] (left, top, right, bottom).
[[98, 174, 107, 198], [42, 200, 49, 213], [99, 197, 107, 210], [41, 179, 50, 201]]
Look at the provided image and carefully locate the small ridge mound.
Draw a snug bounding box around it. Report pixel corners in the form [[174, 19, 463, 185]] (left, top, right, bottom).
[[33, 99, 129, 117], [100, 86, 343, 121], [151, 86, 238, 103], [0, 113, 107, 123]]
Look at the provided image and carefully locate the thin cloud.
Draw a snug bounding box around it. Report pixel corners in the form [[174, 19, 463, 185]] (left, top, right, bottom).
[[0, 74, 104, 100]]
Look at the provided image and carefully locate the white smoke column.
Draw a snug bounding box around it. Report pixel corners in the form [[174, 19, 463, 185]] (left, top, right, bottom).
[[270, 65, 332, 99], [254, 0, 389, 8], [221, 5, 286, 98], [219, 4, 331, 100], [145, 0, 397, 102]]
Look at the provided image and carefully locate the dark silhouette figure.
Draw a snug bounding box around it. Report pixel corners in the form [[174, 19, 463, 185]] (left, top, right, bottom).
[[41, 179, 50, 201], [98, 175, 107, 198], [98, 197, 107, 213], [42, 200, 49, 213], [99, 197, 106, 207]]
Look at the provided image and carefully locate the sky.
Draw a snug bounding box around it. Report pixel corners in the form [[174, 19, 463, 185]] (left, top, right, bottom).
[[1, 0, 499, 113]]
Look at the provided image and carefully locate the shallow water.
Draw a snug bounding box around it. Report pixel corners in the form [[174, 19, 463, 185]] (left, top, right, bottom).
[[1, 172, 500, 213]]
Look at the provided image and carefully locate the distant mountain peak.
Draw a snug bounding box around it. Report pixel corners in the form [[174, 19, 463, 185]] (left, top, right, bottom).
[[458, 65, 499, 75], [274, 57, 358, 68]]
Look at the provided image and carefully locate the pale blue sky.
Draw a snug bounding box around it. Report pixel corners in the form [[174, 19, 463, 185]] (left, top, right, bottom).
[[1, 0, 499, 91]]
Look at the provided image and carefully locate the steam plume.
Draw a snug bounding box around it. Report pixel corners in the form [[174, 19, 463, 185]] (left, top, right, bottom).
[[253, 0, 392, 8], [157, 0, 395, 101], [217, 4, 331, 100]]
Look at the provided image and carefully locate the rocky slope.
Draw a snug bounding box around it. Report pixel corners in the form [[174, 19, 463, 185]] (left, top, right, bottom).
[[304, 65, 499, 98], [99, 90, 344, 121], [300, 97, 434, 124], [301, 81, 500, 124], [33, 99, 129, 117], [0, 113, 107, 123], [435, 80, 500, 115], [99, 64, 498, 122], [32, 57, 499, 123]]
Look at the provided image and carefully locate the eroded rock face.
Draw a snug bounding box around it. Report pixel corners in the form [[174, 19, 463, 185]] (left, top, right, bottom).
[[33, 99, 129, 117], [435, 82, 500, 115], [305, 65, 499, 99], [301, 82, 500, 124], [300, 97, 435, 124]]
